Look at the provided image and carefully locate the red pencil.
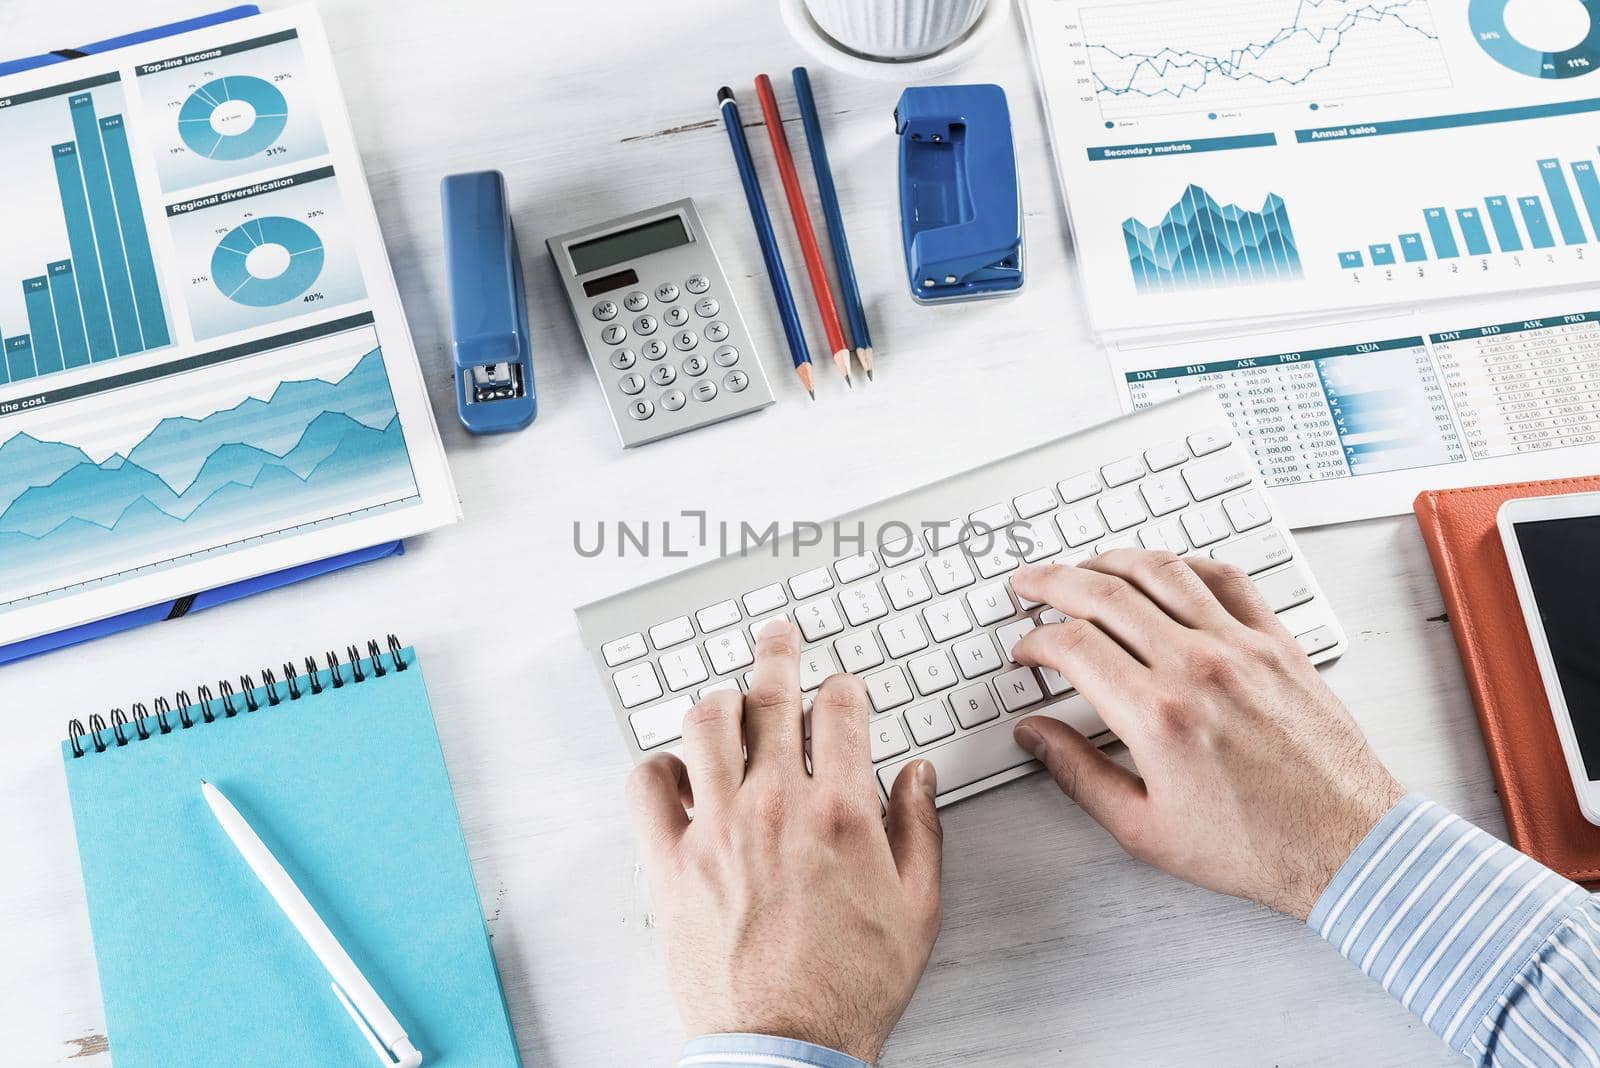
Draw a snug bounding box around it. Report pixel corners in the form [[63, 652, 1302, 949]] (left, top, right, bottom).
[[753, 73, 852, 388]]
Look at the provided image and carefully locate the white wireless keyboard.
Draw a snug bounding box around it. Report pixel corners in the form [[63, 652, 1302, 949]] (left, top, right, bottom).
[[576, 390, 1347, 808]]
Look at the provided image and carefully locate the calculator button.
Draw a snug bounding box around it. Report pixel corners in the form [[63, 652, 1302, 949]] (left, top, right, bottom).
[[655, 283, 680, 302], [713, 345, 740, 367], [664, 305, 689, 327], [628, 398, 655, 420], [685, 274, 710, 294], [651, 364, 677, 386], [609, 348, 637, 370], [695, 297, 720, 318], [623, 291, 649, 312], [633, 314, 658, 336], [661, 389, 687, 411], [618, 373, 645, 395], [723, 370, 749, 392], [674, 330, 699, 351], [692, 381, 718, 402], [683, 355, 708, 376], [641, 339, 668, 360], [601, 324, 626, 345], [592, 300, 618, 321], [704, 321, 730, 343]]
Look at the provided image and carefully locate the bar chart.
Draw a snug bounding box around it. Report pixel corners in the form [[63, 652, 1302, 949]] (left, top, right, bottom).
[[0, 74, 170, 388], [1338, 149, 1600, 269]]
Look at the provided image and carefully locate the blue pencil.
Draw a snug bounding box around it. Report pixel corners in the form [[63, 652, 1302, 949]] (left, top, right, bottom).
[[792, 66, 874, 381], [717, 86, 815, 399]]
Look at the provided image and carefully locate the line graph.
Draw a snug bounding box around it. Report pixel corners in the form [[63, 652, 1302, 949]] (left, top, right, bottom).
[[1080, 0, 1452, 121]]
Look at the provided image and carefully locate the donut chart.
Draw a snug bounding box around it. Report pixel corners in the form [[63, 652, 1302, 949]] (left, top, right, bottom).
[[211, 217, 325, 307], [1470, 0, 1600, 78], [178, 76, 289, 160]]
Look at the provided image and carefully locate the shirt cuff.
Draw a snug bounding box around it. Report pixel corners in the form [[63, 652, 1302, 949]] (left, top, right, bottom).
[[1307, 792, 1591, 1055], [679, 1033, 870, 1068]]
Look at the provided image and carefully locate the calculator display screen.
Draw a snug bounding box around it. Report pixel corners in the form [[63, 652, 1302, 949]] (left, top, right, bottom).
[[569, 215, 691, 274], [1514, 514, 1600, 778]]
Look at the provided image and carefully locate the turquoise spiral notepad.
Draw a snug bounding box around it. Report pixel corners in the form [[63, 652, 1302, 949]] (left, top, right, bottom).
[[60, 639, 521, 1067]]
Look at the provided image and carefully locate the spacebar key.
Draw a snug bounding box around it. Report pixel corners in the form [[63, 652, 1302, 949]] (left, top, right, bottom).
[[877, 724, 1034, 801]]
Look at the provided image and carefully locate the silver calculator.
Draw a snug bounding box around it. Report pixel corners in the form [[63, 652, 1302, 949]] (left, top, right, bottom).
[[546, 199, 776, 448]]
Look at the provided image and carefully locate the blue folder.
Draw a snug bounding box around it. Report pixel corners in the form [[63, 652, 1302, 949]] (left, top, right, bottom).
[[0, 7, 404, 666]]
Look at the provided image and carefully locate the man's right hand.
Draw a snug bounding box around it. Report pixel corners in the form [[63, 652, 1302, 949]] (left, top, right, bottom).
[[1009, 551, 1405, 921]]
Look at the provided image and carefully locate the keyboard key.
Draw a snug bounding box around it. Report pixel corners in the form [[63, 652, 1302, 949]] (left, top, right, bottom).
[[972, 539, 1020, 579], [706, 629, 754, 674], [842, 583, 890, 626], [661, 647, 709, 691], [1254, 564, 1313, 612], [1140, 472, 1189, 516], [1040, 607, 1067, 624], [698, 679, 740, 700], [906, 700, 956, 745], [995, 618, 1036, 662], [630, 694, 694, 749], [881, 534, 926, 566], [969, 502, 1014, 533], [1040, 666, 1073, 696], [799, 646, 838, 691], [869, 715, 911, 762], [953, 634, 1002, 678], [614, 662, 663, 708], [1056, 506, 1105, 548], [995, 666, 1044, 711], [1010, 574, 1043, 610], [1017, 520, 1062, 562], [797, 597, 846, 642], [928, 548, 976, 593], [1187, 427, 1231, 455], [1181, 503, 1229, 547], [836, 632, 886, 673], [925, 522, 963, 552], [1144, 439, 1189, 471], [1296, 625, 1339, 656], [909, 650, 958, 695], [602, 633, 647, 666], [696, 599, 741, 632], [1139, 520, 1189, 555], [1101, 455, 1145, 486], [967, 582, 1015, 626], [649, 616, 695, 649], [884, 567, 933, 610], [743, 583, 787, 615], [835, 551, 880, 584], [789, 567, 834, 599], [1057, 472, 1101, 503], [880, 614, 930, 658], [1013, 487, 1057, 518], [1212, 528, 1292, 575], [923, 598, 973, 642], [951, 683, 1001, 728], [1183, 450, 1254, 500], [1095, 533, 1140, 555], [865, 666, 914, 711], [1223, 489, 1271, 532], [1098, 490, 1147, 532]]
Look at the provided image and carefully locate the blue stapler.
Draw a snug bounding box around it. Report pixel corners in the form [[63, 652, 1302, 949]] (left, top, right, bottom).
[[894, 84, 1023, 303], [441, 170, 537, 433]]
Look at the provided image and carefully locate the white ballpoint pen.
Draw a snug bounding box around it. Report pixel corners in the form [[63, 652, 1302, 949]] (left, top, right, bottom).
[[201, 780, 423, 1068]]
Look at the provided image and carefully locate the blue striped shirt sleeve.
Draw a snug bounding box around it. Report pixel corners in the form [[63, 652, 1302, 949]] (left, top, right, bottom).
[[678, 1033, 869, 1068], [1310, 793, 1600, 1067]]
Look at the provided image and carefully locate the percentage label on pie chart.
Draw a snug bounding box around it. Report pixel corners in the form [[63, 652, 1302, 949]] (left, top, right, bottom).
[[178, 76, 289, 159], [211, 216, 325, 307], [1471, 0, 1600, 78]]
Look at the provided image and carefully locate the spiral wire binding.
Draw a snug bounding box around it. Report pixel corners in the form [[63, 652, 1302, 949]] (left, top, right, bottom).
[[65, 636, 406, 758]]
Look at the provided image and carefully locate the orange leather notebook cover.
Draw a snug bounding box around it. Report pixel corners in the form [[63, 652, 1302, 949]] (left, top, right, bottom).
[[1414, 475, 1600, 887]]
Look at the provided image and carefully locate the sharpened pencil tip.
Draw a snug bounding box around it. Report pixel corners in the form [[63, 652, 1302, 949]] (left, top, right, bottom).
[[845, 375, 853, 389], [808, 390, 815, 400], [200, 778, 209, 786], [866, 370, 874, 381]]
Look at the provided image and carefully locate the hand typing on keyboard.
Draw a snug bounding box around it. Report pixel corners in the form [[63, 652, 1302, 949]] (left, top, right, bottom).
[[1008, 552, 1406, 921], [625, 619, 943, 1064]]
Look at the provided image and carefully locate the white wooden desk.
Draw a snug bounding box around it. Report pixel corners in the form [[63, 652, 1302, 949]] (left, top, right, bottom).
[[0, 2, 1494, 1064]]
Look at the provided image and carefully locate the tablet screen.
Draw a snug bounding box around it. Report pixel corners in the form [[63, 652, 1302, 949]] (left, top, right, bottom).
[[1514, 514, 1600, 780]]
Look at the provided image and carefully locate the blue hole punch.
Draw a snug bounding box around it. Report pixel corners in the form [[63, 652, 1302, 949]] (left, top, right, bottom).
[[895, 84, 1023, 304], [441, 170, 537, 433]]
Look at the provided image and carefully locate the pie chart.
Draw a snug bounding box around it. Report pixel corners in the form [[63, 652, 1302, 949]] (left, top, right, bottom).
[[1470, 0, 1600, 79], [211, 217, 325, 307], [178, 76, 289, 160]]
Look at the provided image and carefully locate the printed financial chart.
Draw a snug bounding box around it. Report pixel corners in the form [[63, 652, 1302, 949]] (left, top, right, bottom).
[[135, 28, 329, 193], [0, 325, 418, 609], [166, 166, 366, 340], [0, 74, 171, 388]]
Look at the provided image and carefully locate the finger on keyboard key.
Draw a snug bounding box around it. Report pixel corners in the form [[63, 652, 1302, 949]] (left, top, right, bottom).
[[906, 700, 957, 745], [1094, 533, 1140, 555], [747, 611, 792, 643], [967, 582, 1015, 626], [952, 683, 1001, 728], [924, 598, 974, 642], [706, 629, 754, 674], [996, 618, 1036, 662], [869, 715, 911, 762], [866, 666, 914, 711], [836, 632, 886, 673], [630, 694, 695, 749], [1254, 564, 1313, 612], [1182, 450, 1254, 500], [909, 650, 958, 694], [1211, 528, 1291, 575], [698, 679, 740, 700]]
